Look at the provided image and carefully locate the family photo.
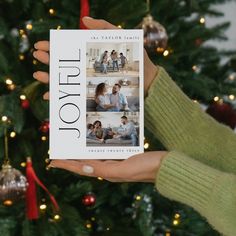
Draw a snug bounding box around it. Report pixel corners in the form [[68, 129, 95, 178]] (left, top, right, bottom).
[[86, 42, 139, 77], [87, 77, 139, 112], [86, 112, 139, 146]]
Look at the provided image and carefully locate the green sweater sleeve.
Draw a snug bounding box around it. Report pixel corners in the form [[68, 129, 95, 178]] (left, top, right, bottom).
[[144, 67, 236, 175], [156, 151, 236, 236]]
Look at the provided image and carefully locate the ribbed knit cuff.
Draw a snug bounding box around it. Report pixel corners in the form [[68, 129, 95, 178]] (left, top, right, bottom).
[[155, 151, 221, 213], [144, 66, 198, 149]]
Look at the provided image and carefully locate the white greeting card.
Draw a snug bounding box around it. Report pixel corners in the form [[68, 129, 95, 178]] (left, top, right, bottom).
[[50, 29, 144, 159]]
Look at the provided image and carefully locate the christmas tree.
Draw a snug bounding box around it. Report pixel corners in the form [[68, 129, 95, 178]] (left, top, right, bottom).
[[0, 0, 235, 235]]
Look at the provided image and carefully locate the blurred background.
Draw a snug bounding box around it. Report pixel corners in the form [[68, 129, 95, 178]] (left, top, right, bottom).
[[0, 0, 236, 235]]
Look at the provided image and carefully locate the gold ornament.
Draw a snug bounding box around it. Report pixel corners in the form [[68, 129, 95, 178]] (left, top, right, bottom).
[[137, 14, 168, 54]]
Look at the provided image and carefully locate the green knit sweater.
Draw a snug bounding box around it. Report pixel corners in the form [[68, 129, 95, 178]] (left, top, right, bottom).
[[144, 67, 236, 236]]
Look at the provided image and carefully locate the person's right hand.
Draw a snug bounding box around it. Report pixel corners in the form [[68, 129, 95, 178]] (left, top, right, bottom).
[[33, 17, 159, 98]]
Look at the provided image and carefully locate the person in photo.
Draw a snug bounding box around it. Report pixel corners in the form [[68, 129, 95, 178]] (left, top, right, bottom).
[[119, 52, 128, 73], [92, 120, 104, 143], [110, 83, 129, 111], [117, 115, 138, 146], [111, 50, 119, 71], [95, 83, 117, 111], [101, 50, 108, 74], [86, 123, 95, 139]]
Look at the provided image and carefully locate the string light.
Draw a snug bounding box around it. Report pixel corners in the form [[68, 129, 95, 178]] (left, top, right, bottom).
[[174, 213, 180, 219], [10, 131, 16, 138], [19, 54, 25, 60], [117, 25, 122, 28], [54, 214, 60, 221], [165, 231, 171, 236], [91, 217, 96, 221], [199, 17, 205, 24], [173, 219, 179, 226], [97, 176, 103, 181], [20, 162, 26, 167], [229, 94, 235, 100], [57, 25, 61, 30], [45, 158, 51, 170], [156, 47, 164, 53], [41, 136, 47, 141], [85, 223, 92, 229], [3, 200, 13, 206], [33, 59, 38, 65], [144, 143, 149, 149], [20, 94, 27, 100], [1, 116, 8, 122], [5, 78, 13, 85], [26, 23, 33, 30], [193, 100, 198, 103], [135, 195, 142, 201], [8, 84, 16, 91], [39, 203, 47, 210], [228, 73, 236, 81], [214, 96, 220, 102], [106, 227, 110, 231], [19, 29, 25, 35], [49, 8, 55, 15], [163, 50, 169, 57], [21, 34, 27, 39]]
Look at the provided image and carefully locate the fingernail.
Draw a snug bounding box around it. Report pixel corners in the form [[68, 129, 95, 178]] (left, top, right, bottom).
[[33, 72, 37, 78], [34, 43, 38, 49], [83, 16, 93, 20], [82, 165, 94, 174], [33, 51, 37, 58]]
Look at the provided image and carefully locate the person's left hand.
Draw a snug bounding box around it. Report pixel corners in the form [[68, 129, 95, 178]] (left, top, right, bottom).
[[50, 151, 167, 183]]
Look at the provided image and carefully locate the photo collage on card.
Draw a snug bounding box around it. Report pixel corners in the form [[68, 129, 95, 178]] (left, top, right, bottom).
[[86, 42, 140, 147]]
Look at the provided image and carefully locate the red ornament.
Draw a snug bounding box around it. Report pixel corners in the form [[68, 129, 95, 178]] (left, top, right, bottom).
[[40, 121, 50, 133], [206, 102, 236, 129], [21, 99, 30, 109], [82, 193, 96, 206]]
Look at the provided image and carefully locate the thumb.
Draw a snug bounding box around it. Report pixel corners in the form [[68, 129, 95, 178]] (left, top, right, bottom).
[[82, 16, 118, 30]]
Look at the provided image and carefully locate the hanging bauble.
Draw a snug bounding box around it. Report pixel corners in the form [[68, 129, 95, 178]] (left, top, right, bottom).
[[206, 101, 236, 129], [39, 120, 49, 133], [21, 99, 30, 109], [0, 163, 28, 206], [82, 193, 96, 207], [137, 14, 168, 54]]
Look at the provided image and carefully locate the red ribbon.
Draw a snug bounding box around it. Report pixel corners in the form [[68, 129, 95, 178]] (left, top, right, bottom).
[[79, 0, 90, 29], [26, 157, 59, 220]]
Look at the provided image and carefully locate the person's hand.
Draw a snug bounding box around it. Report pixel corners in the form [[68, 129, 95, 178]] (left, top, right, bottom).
[[50, 151, 167, 183], [33, 17, 158, 98]]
